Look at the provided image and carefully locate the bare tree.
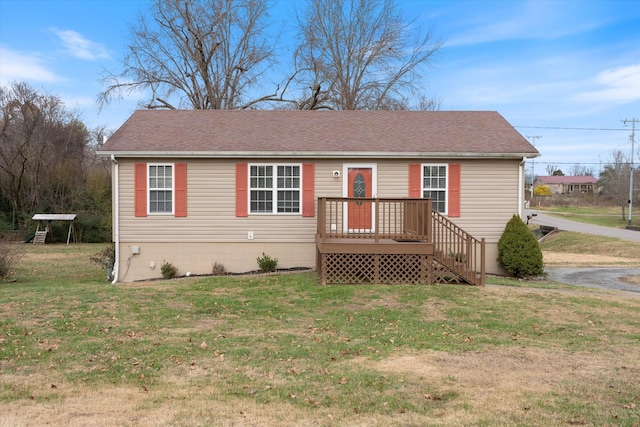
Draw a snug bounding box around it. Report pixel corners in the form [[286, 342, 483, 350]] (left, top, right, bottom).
[[545, 164, 558, 176], [99, 0, 278, 110], [413, 94, 442, 111], [598, 150, 635, 218], [569, 164, 594, 177], [0, 82, 88, 229], [293, 0, 442, 110]]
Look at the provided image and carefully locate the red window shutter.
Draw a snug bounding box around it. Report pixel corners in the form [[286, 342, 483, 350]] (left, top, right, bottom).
[[236, 163, 248, 217], [448, 163, 461, 217], [408, 163, 421, 198], [175, 163, 187, 217], [134, 163, 147, 217], [302, 163, 315, 217]]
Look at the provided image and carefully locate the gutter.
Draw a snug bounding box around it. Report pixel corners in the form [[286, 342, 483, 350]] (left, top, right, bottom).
[[110, 154, 119, 284], [518, 157, 526, 218], [97, 150, 542, 160]]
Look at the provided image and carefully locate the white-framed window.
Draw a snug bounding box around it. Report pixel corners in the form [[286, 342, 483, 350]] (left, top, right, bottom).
[[249, 164, 301, 214], [422, 164, 447, 213], [149, 164, 173, 214]]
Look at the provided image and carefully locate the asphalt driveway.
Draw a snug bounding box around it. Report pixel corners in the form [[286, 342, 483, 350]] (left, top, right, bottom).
[[525, 210, 640, 295], [545, 268, 640, 295]]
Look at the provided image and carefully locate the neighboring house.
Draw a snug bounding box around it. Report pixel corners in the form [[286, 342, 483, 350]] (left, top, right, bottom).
[[534, 176, 598, 195], [98, 110, 539, 283]]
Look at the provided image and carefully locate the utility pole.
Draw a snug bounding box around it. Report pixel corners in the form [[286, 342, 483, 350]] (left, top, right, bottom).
[[526, 135, 541, 198], [622, 118, 637, 227]]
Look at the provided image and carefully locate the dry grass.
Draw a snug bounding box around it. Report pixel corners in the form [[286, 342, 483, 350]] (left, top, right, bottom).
[[540, 231, 640, 287], [539, 231, 640, 262], [1, 243, 640, 426], [3, 287, 639, 427], [5, 341, 637, 427]]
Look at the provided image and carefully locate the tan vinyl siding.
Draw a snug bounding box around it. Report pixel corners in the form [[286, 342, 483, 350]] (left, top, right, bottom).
[[119, 159, 320, 244], [454, 159, 521, 243], [117, 242, 316, 281], [115, 158, 521, 281], [373, 159, 521, 244]]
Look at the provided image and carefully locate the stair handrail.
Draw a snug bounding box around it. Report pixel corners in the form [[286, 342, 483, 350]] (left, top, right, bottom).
[[431, 211, 485, 285]]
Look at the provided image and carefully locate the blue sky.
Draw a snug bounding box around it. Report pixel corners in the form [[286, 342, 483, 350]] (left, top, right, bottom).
[[1, 0, 639, 176]]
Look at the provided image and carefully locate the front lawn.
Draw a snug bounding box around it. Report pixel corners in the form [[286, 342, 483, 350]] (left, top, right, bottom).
[[1, 243, 639, 426]]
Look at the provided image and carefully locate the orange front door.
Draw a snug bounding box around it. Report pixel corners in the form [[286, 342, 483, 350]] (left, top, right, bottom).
[[347, 168, 373, 231]]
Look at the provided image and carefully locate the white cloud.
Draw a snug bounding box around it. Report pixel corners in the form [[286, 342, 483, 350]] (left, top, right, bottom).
[[443, 1, 613, 47], [575, 64, 640, 104], [51, 28, 111, 60], [0, 46, 61, 85], [63, 95, 96, 108]]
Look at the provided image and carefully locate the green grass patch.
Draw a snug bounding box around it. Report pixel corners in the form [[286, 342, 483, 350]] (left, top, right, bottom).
[[1, 243, 639, 426], [539, 231, 640, 258]]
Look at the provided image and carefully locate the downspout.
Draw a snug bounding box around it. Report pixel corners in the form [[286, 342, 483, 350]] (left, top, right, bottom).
[[110, 154, 119, 284], [518, 157, 526, 218]]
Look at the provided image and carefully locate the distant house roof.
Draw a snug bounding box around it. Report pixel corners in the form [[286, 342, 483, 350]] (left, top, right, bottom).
[[99, 110, 540, 159], [537, 176, 598, 185]]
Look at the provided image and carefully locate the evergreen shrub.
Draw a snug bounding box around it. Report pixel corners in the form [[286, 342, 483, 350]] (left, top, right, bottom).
[[257, 252, 278, 273], [161, 261, 178, 279], [497, 214, 544, 278]]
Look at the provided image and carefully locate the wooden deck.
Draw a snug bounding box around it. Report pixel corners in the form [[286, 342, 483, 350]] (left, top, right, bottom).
[[316, 198, 485, 286]]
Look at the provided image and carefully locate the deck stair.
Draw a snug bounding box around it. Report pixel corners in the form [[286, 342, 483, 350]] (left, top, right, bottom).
[[431, 210, 485, 285]]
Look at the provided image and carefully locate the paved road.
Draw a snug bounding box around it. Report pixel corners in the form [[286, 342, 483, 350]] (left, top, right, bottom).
[[524, 210, 640, 295], [526, 210, 640, 242]]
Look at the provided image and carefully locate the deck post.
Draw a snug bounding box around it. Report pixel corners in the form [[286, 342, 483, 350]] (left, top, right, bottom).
[[480, 238, 486, 286], [317, 198, 326, 240], [374, 199, 380, 243], [320, 253, 327, 285], [427, 255, 434, 284], [316, 247, 321, 277], [374, 254, 380, 283], [426, 199, 433, 243]]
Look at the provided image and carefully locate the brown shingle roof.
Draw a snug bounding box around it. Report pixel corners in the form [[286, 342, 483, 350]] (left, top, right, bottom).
[[99, 110, 539, 158]]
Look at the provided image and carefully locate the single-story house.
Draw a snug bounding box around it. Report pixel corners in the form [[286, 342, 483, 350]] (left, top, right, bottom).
[[534, 175, 598, 195], [98, 110, 539, 284]]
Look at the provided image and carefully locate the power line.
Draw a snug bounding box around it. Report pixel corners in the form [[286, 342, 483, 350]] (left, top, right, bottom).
[[534, 162, 602, 165]]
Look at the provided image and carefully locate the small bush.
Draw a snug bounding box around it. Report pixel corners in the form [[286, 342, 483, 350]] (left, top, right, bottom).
[[497, 214, 544, 278], [534, 185, 552, 196], [90, 244, 115, 269], [90, 243, 116, 281], [450, 252, 466, 264], [161, 261, 178, 279], [257, 252, 278, 273], [212, 262, 227, 276], [0, 239, 24, 280]]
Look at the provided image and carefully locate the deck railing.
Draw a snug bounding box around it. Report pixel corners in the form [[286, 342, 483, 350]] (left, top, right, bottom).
[[316, 197, 432, 242], [317, 197, 485, 285]]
